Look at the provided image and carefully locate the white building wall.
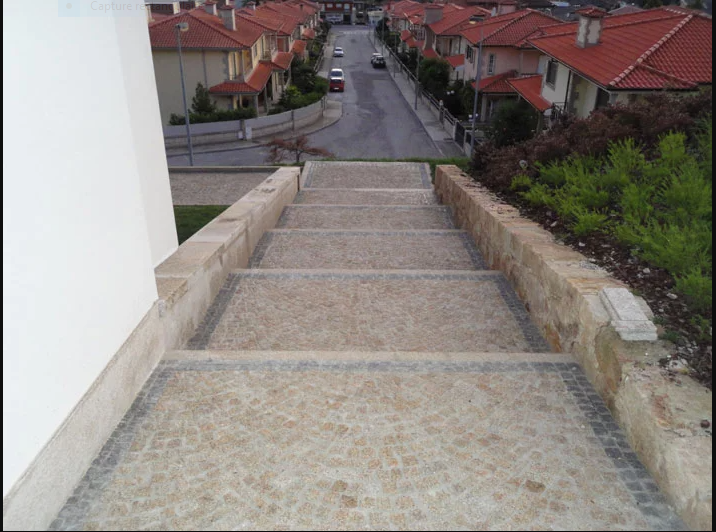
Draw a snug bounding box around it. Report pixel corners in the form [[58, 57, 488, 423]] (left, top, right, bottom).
[[3, 6, 173, 497]]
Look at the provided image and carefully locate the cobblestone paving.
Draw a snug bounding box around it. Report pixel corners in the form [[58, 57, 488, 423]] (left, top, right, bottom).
[[249, 231, 484, 270], [304, 162, 430, 189], [277, 206, 455, 231], [51, 359, 684, 531], [169, 170, 274, 205], [51, 162, 684, 530], [294, 189, 439, 205]]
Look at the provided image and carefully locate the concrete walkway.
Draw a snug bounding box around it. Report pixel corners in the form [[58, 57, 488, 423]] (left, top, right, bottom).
[[51, 163, 684, 530]]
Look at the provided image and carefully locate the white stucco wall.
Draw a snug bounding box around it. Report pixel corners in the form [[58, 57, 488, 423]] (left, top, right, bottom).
[[540, 58, 572, 107], [3, 6, 173, 496]]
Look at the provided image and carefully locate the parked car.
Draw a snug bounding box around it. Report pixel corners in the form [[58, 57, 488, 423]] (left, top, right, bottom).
[[333, 47, 344, 58], [371, 52, 381, 64], [329, 68, 345, 92], [373, 55, 386, 69]]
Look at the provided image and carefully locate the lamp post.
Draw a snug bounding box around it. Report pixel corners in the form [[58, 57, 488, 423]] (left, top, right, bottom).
[[415, 51, 420, 110], [470, 25, 484, 156], [175, 22, 194, 166]]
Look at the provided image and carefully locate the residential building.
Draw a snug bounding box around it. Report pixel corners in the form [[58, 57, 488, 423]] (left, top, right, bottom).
[[459, 9, 564, 119], [148, 2, 313, 124], [424, 4, 492, 70], [319, 0, 356, 24], [516, 6, 713, 124]]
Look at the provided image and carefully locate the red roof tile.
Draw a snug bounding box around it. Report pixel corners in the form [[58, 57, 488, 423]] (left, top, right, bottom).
[[270, 51, 294, 71], [149, 7, 263, 49], [461, 9, 565, 47], [528, 7, 712, 90], [576, 7, 609, 18], [422, 48, 439, 59], [428, 6, 491, 36], [446, 54, 465, 69], [475, 71, 518, 93], [400, 29, 413, 42], [507, 75, 552, 112], [292, 39, 308, 54], [209, 62, 273, 94], [302, 27, 316, 39]]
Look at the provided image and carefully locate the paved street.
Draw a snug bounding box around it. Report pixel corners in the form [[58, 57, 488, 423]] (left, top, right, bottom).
[[52, 163, 684, 531], [166, 27, 443, 167]]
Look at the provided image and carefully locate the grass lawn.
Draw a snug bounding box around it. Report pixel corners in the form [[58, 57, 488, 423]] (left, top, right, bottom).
[[174, 205, 230, 245]]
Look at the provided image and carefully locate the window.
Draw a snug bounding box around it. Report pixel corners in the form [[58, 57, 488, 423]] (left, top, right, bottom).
[[345, 4, 350, 9], [466, 46, 474, 63], [595, 88, 610, 109], [546, 60, 558, 87], [487, 54, 496, 75], [336, 3, 342, 7], [327, 3, 333, 7]]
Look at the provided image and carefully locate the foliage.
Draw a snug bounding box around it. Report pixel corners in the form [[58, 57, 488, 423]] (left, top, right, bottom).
[[190, 83, 216, 115], [265, 135, 333, 164], [418, 58, 451, 98], [487, 100, 540, 147], [268, 60, 328, 115], [173, 205, 229, 244], [169, 106, 257, 125]]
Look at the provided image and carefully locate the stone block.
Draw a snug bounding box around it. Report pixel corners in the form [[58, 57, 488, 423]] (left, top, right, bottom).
[[600, 288, 658, 342]]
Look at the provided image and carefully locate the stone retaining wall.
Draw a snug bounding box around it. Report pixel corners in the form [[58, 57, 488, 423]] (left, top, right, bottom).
[[435, 165, 712, 531], [155, 167, 301, 350]]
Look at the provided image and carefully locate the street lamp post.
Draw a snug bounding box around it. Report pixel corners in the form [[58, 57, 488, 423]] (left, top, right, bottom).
[[415, 53, 420, 111], [175, 22, 194, 166], [470, 26, 484, 156]]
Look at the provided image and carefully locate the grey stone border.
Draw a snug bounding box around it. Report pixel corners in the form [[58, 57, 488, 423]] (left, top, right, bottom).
[[185, 274, 244, 350], [302, 162, 317, 188], [48, 369, 173, 531], [275, 205, 456, 230], [49, 359, 685, 531], [248, 230, 487, 271], [184, 270, 549, 353], [419, 163, 431, 189]]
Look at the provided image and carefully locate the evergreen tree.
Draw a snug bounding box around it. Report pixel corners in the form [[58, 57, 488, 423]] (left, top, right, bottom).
[[191, 83, 216, 116]]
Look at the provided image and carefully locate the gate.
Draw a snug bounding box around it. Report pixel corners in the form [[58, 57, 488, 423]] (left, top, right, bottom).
[[454, 121, 466, 145]]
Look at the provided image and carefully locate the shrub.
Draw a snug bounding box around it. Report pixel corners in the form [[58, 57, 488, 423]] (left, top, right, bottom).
[[418, 58, 451, 98], [169, 106, 258, 125], [487, 100, 540, 148]]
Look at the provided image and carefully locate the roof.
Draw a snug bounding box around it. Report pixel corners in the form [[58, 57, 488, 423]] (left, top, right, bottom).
[[292, 39, 308, 54], [428, 6, 492, 36], [446, 54, 465, 68], [149, 7, 264, 49], [209, 62, 273, 94], [528, 7, 713, 90], [302, 27, 317, 39], [422, 48, 439, 59], [576, 7, 609, 18], [400, 29, 413, 41], [270, 51, 294, 71], [507, 75, 552, 111], [460, 9, 565, 47], [475, 71, 518, 93]]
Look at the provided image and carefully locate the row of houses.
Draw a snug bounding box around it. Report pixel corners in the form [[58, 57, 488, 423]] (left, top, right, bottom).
[[147, 0, 321, 124], [386, 1, 712, 126]]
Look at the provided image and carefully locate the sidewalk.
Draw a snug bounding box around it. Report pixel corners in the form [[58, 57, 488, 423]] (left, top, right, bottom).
[[369, 37, 466, 158], [164, 100, 343, 157]]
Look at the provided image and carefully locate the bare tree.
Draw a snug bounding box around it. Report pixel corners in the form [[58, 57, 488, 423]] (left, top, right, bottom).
[[265, 136, 333, 164]]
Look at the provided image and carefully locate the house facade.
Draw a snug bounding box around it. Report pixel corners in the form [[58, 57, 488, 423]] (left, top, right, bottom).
[[518, 6, 713, 124], [319, 0, 355, 24]]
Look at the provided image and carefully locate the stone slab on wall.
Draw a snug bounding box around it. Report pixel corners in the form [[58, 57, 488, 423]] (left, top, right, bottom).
[[434, 165, 712, 531]]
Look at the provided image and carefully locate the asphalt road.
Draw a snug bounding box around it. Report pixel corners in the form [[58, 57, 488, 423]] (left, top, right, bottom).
[[166, 26, 443, 166]]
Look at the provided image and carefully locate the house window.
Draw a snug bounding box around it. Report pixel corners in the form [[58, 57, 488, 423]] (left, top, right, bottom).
[[336, 3, 342, 7], [546, 60, 558, 88], [345, 4, 350, 10], [487, 54, 496, 75], [466, 46, 474, 63], [327, 3, 333, 7], [595, 88, 611, 109]]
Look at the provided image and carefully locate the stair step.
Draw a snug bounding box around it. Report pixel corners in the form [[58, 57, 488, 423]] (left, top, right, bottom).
[[295, 188, 439, 205], [186, 269, 550, 354], [277, 205, 455, 230], [249, 230, 486, 270], [303, 161, 431, 189]]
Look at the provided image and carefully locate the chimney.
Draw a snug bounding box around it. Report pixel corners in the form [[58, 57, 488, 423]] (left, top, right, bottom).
[[576, 8, 607, 48], [246, 1, 257, 9], [424, 5, 444, 25], [204, 0, 218, 15], [218, 4, 237, 30], [171, 1, 181, 14]]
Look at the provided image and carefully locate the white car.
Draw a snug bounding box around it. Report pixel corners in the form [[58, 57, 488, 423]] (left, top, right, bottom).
[[333, 47, 345, 58], [371, 52, 381, 64]]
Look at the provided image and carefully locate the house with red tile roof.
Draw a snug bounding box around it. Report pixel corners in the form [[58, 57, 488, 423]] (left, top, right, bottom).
[[458, 9, 565, 119], [520, 6, 713, 123], [148, 2, 309, 124], [424, 4, 491, 74]]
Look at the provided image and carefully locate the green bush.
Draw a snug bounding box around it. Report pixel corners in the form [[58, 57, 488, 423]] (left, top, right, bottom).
[[169, 106, 257, 125], [487, 100, 540, 147]]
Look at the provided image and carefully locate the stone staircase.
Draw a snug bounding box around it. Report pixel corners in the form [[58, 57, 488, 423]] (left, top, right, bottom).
[[50, 162, 684, 531]]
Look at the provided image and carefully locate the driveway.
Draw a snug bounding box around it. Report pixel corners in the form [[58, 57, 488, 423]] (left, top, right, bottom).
[[166, 26, 443, 167]]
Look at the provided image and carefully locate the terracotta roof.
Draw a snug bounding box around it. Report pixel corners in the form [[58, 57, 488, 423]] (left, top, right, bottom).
[[209, 62, 273, 94], [446, 54, 465, 69], [428, 6, 491, 36], [507, 75, 552, 111], [302, 27, 317, 39], [400, 29, 413, 41], [149, 7, 264, 49], [528, 7, 713, 90], [292, 39, 308, 54], [270, 51, 294, 71], [461, 9, 565, 47], [405, 36, 418, 48], [422, 48, 439, 59], [475, 71, 518, 93]]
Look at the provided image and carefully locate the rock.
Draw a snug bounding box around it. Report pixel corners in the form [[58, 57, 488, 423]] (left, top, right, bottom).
[[550, 221, 558, 228], [578, 242, 586, 248], [668, 359, 689, 372], [667, 293, 678, 300], [701, 420, 711, 429], [643, 268, 651, 274]]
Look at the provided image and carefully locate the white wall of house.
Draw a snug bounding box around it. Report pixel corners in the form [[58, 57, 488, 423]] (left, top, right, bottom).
[[571, 74, 601, 118], [539, 57, 572, 108], [3, 7, 173, 497]]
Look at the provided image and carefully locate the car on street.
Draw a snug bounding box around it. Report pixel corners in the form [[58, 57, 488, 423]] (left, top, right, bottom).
[[372, 55, 386, 68], [370, 52, 381, 64], [333, 47, 344, 58], [329, 68, 345, 92]]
